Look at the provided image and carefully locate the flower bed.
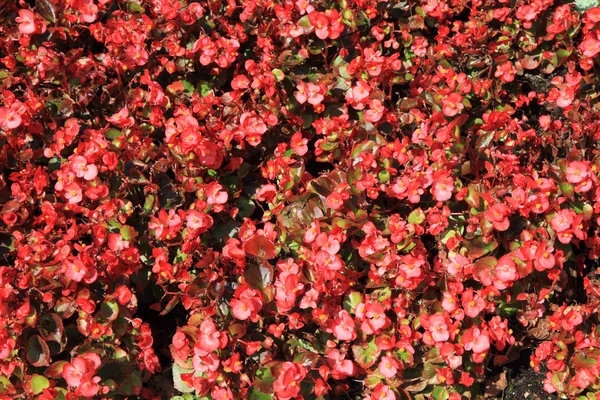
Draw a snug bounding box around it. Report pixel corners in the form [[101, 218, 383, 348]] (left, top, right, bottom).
[[2, 0, 600, 398]]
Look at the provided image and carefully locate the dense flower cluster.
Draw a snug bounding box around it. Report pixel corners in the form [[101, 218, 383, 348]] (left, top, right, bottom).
[[3, 0, 600, 399]]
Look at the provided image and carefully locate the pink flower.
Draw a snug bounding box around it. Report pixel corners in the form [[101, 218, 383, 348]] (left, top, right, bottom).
[[231, 74, 250, 90], [571, 368, 596, 389], [534, 242, 555, 271], [461, 327, 491, 355], [212, 388, 234, 400], [106, 107, 134, 127], [462, 289, 486, 318], [378, 356, 400, 378], [428, 314, 450, 342], [315, 250, 343, 271], [0, 104, 23, 130], [273, 362, 307, 400], [70, 156, 98, 180], [192, 351, 220, 373], [65, 258, 87, 282], [485, 203, 511, 231], [370, 384, 396, 400], [186, 210, 213, 231], [327, 350, 355, 379], [550, 209, 573, 233], [442, 93, 464, 117], [581, 36, 600, 58], [62, 353, 101, 391], [566, 161, 590, 184], [295, 82, 309, 104], [441, 293, 459, 313], [352, 81, 371, 102], [303, 221, 320, 243], [543, 372, 558, 394], [432, 172, 454, 201], [308, 12, 330, 40], [195, 319, 221, 356], [79, 378, 101, 398], [230, 288, 262, 321], [64, 182, 83, 204], [363, 99, 385, 123], [291, 131, 308, 156], [108, 233, 128, 252], [494, 255, 517, 283], [16, 9, 36, 35], [306, 82, 325, 106], [231, 298, 254, 320], [565, 161, 593, 191], [494, 62, 516, 83], [361, 303, 389, 334], [331, 310, 356, 341], [77, 0, 99, 23], [325, 191, 346, 210], [256, 184, 277, 202], [0, 338, 15, 360], [205, 182, 228, 205], [125, 45, 149, 67]]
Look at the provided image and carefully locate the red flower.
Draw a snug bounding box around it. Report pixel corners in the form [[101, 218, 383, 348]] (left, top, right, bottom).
[[62, 353, 102, 397], [327, 350, 355, 379], [442, 93, 464, 117], [462, 289, 486, 318], [16, 9, 36, 35], [485, 203, 511, 231], [273, 362, 307, 400], [0, 103, 24, 130], [291, 131, 308, 156], [330, 310, 356, 341], [378, 355, 400, 378], [427, 313, 450, 342]]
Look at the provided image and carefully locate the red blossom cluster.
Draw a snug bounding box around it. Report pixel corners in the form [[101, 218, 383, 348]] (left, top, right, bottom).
[[4, 0, 600, 399]]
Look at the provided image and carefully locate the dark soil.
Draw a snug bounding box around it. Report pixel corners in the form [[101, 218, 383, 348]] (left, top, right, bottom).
[[501, 366, 556, 400]]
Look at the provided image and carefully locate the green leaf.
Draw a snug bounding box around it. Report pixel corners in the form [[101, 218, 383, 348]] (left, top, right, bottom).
[[128, 1, 145, 13], [172, 363, 195, 394], [248, 388, 274, 400], [182, 80, 195, 94], [27, 335, 50, 367], [105, 128, 123, 139], [143, 195, 156, 213], [120, 225, 137, 241], [198, 82, 213, 97], [31, 375, 50, 394], [575, 0, 598, 11], [236, 196, 255, 219], [272, 69, 285, 82], [573, 352, 598, 368], [344, 291, 363, 313], [476, 131, 495, 151], [309, 176, 337, 197], [100, 300, 120, 322], [408, 208, 425, 225], [352, 339, 381, 368], [463, 237, 498, 259], [245, 261, 274, 290], [0, 376, 15, 394], [465, 184, 481, 209], [254, 366, 276, 394], [39, 313, 64, 344], [432, 386, 449, 400], [496, 301, 520, 317], [347, 165, 363, 194], [559, 183, 575, 201], [36, 0, 57, 22]]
